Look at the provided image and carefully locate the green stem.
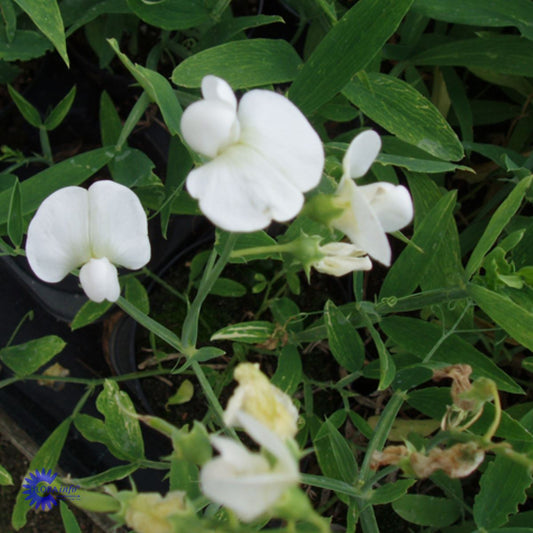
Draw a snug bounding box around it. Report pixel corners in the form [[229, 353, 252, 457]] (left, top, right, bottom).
[[5, 310, 34, 347], [116, 92, 151, 151], [229, 242, 292, 259], [142, 267, 188, 303], [358, 505, 380, 533], [39, 127, 53, 163], [484, 381, 502, 442]]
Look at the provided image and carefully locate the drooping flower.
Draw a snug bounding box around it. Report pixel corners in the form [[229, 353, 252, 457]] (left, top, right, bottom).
[[26, 181, 150, 303], [330, 130, 414, 266], [312, 242, 372, 276], [200, 411, 299, 522], [224, 363, 298, 439], [181, 75, 324, 232]]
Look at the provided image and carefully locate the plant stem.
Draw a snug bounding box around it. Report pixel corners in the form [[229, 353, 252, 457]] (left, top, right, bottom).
[[142, 267, 188, 303], [39, 127, 53, 163], [229, 242, 292, 259]]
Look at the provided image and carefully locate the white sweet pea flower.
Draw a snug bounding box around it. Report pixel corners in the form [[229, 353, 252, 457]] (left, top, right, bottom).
[[331, 130, 414, 266], [200, 412, 299, 522], [181, 75, 324, 232], [224, 363, 298, 439], [313, 242, 372, 276], [26, 181, 150, 303]]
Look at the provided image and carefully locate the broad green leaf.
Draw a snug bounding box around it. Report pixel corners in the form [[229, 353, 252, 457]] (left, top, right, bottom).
[[109, 147, 155, 187], [380, 190, 458, 299], [0, 335, 65, 376], [209, 277, 247, 297], [411, 0, 533, 40], [170, 458, 200, 499], [442, 66, 473, 144], [474, 455, 532, 529], [96, 380, 144, 461], [377, 153, 470, 173], [382, 316, 522, 394], [211, 321, 275, 343], [272, 345, 302, 395], [324, 300, 364, 372], [466, 176, 532, 278], [0, 30, 52, 60], [344, 74, 463, 161], [7, 84, 42, 127], [392, 494, 461, 527], [166, 380, 194, 406], [171, 39, 302, 89], [126, 0, 210, 30], [99, 90, 122, 146], [468, 283, 533, 352], [44, 86, 77, 130], [12, 419, 71, 529], [14, 0, 69, 66], [108, 38, 182, 136], [411, 36, 533, 77], [0, 147, 114, 225], [0, 464, 13, 485], [366, 479, 416, 505], [71, 299, 112, 331], [7, 178, 23, 247], [66, 463, 139, 488], [124, 277, 150, 315], [0, 0, 17, 42], [59, 501, 82, 533], [289, 0, 413, 115]]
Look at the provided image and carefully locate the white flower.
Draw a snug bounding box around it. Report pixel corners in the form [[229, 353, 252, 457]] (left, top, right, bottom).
[[313, 242, 372, 276], [224, 363, 298, 439], [181, 75, 324, 232], [200, 412, 299, 522], [26, 181, 150, 303], [331, 130, 413, 266]]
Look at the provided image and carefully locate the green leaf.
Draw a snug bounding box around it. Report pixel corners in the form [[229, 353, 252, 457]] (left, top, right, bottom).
[[468, 283, 533, 352], [0, 29, 52, 61], [71, 299, 112, 331], [366, 479, 416, 505], [466, 176, 532, 278], [0, 0, 17, 42], [411, 0, 533, 40], [126, 0, 210, 30], [12, 419, 71, 529], [0, 335, 65, 376], [324, 300, 364, 372], [170, 458, 199, 499], [208, 277, 247, 297], [380, 190, 459, 299], [124, 277, 150, 315], [166, 379, 194, 407], [272, 345, 302, 395], [109, 147, 155, 187], [59, 501, 82, 533], [99, 90, 122, 146], [210, 320, 275, 343], [7, 84, 42, 128], [44, 86, 77, 131], [474, 455, 532, 529], [0, 464, 13, 485], [0, 147, 114, 225], [392, 494, 461, 527], [382, 316, 522, 394], [289, 0, 413, 115], [7, 178, 23, 247], [411, 35, 533, 77], [171, 39, 302, 90], [62, 0, 131, 35], [66, 463, 139, 489], [96, 380, 144, 461], [108, 38, 182, 136], [377, 153, 470, 173], [13, 0, 69, 66], [344, 74, 464, 161]]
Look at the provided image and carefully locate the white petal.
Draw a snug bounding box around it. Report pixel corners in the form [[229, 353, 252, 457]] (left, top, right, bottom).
[[201, 75, 237, 110], [181, 99, 240, 158], [79, 257, 120, 302], [343, 130, 382, 179], [26, 186, 91, 282], [359, 183, 414, 232], [186, 145, 304, 232], [210, 435, 270, 473], [88, 181, 150, 270], [332, 178, 391, 266], [314, 243, 372, 276], [238, 89, 324, 192]]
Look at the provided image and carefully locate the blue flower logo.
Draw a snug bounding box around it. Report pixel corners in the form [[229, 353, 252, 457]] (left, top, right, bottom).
[[22, 469, 58, 510]]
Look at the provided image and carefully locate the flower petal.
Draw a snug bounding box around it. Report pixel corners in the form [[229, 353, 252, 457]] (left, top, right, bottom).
[[181, 99, 240, 159], [314, 242, 372, 276], [88, 181, 150, 270], [26, 186, 91, 282], [343, 130, 382, 179], [332, 178, 391, 266], [238, 89, 324, 192], [201, 75, 237, 110], [359, 183, 414, 232], [79, 257, 120, 302], [186, 145, 304, 232]]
